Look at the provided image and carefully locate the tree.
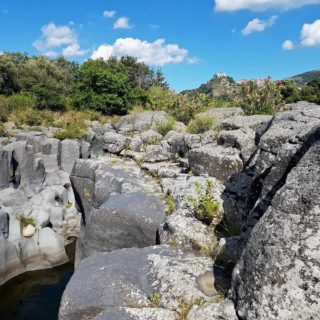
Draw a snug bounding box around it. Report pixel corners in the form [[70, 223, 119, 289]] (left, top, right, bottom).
[[277, 80, 301, 103], [301, 78, 320, 104], [73, 59, 136, 115], [0, 54, 20, 95]]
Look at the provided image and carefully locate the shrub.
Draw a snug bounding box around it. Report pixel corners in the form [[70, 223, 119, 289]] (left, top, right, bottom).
[[32, 86, 67, 111], [148, 292, 161, 307], [276, 79, 301, 103], [215, 249, 237, 272], [219, 197, 243, 237], [165, 194, 176, 214], [187, 180, 222, 226], [187, 114, 214, 134], [17, 214, 36, 227], [156, 117, 176, 136], [189, 236, 218, 257], [146, 86, 216, 124], [236, 78, 284, 115], [177, 300, 193, 320], [66, 202, 73, 209], [53, 125, 87, 140], [300, 78, 320, 104], [9, 108, 44, 127], [209, 99, 232, 108], [0, 123, 7, 137], [0, 93, 36, 122]]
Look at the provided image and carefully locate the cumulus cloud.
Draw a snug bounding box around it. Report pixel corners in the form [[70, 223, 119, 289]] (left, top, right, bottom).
[[103, 10, 116, 18], [91, 38, 191, 66], [33, 23, 76, 50], [300, 19, 320, 47], [242, 15, 278, 35], [215, 0, 320, 12], [113, 17, 133, 29], [33, 23, 86, 57], [282, 40, 294, 50], [62, 43, 87, 57]]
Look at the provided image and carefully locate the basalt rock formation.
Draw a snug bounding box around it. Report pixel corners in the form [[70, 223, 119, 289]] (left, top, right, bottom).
[[1, 103, 320, 319]]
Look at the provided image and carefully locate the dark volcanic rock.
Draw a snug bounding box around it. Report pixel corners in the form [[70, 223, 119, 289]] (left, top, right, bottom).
[[71, 158, 166, 263], [77, 191, 165, 260]]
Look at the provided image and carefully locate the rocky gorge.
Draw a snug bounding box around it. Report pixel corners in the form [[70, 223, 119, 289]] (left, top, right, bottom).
[[0, 102, 320, 319]]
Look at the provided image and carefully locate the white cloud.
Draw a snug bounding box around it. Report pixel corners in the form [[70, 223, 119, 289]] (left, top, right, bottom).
[[215, 0, 320, 12], [33, 23, 76, 50], [282, 40, 294, 50], [300, 19, 320, 47], [91, 38, 191, 66], [62, 43, 87, 57], [43, 51, 59, 58], [33, 23, 86, 57], [113, 17, 133, 29], [103, 10, 116, 18], [242, 15, 278, 35]]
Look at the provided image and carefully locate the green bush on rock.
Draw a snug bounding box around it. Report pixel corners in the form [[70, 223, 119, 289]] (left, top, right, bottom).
[[187, 114, 215, 134], [236, 77, 284, 115], [187, 180, 222, 226], [156, 117, 176, 136]]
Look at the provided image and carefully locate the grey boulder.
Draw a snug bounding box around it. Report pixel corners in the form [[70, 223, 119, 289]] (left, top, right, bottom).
[[60, 246, 218, 320], [188, 144, 243, 182], [77, 191, 165, 261], [114, 111, 168, 134]]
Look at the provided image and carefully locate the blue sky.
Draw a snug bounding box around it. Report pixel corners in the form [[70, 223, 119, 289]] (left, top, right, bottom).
[[0, 0, 320, 91]]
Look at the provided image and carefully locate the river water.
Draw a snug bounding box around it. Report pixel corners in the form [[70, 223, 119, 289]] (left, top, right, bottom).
[[0, 242, 75, 320]]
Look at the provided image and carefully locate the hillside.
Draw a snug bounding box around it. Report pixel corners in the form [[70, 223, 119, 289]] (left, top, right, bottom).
[[288, 70, 320, 86], [181, 72, 240, 100]]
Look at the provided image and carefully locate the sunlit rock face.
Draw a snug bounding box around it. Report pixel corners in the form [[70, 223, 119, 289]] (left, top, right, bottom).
[[0, 133, 85, 285]]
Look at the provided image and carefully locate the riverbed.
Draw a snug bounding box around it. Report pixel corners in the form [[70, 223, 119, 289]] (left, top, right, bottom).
[[0, 242, 75, 320]]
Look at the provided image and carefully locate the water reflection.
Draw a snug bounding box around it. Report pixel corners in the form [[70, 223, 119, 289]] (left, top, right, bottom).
[[0, 242, 75, 320]]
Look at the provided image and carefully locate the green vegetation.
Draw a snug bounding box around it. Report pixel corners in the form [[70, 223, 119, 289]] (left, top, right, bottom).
[[187, 114, 215, 134], [147, 138, 161, 145], [146, 86, 221, 124], [17, 214, 36, 227], [156, 116, 176, 136], [66, 202, 73, 209], [148, 292, 161, 307], [189, 236, 218, 257], [288, 69, 320, 86], [54, 125, 87, 140], [165, 193, 176, 214], [187, 180, 223, 226], [177, 300, 194, 320], [0, 51, 319, 134], [177, 299, 205, 320], [236, 78, 284, 115], [219, 195, 243, 237], [214, 249, 237, 272], [0, 124, 6, 137], [181, 73, 239, 100], [300, 78, 320, 104]]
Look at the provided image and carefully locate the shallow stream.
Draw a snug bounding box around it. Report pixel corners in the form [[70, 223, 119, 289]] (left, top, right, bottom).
[[0, 242, 76, 320]]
